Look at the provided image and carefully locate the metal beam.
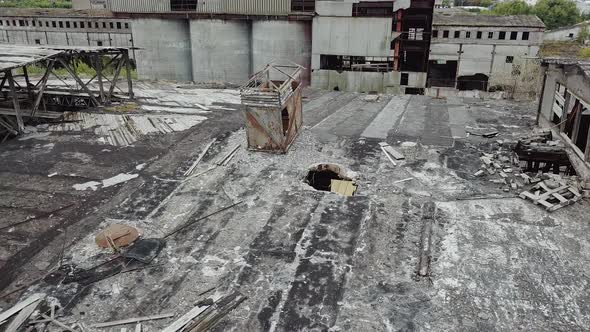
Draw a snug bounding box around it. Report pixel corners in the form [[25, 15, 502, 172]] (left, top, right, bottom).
[[56, 58, 100, 107], [31, 60, 54, 118], [6, 71, 24, 133], [108, 57, 124, 100], [95, 55, 105, 104], [124, 50, 134, 99]]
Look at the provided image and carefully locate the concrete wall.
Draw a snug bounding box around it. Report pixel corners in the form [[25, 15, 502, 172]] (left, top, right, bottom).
[[311, 70, 426, 93], [545, 22, 589, 42], [252, 21, 312, 85], [190, 19, 250, 84], [132, 19, 192, 81]]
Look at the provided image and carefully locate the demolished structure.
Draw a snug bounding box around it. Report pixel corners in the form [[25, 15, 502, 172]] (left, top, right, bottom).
[[537, 58, 590, 180], [0, 45, 134, 139]]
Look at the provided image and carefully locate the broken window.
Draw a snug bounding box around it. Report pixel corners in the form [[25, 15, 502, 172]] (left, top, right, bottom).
[[488, 31, 494, 39], [506, 56, 514, 63], [454, 31, 460, 38], [522, 31, 530, 40], [499, 31, 506, 40], [443, 30, 449, 38], [170, 0, 198, 11], [35, 39, 41, 44], [97, 41, 103, 46], [408, 28, 424, 40], [466, 31, 471, 38], [352, 1, 394, 16], [477, 31, 482, 39], [510, 31, 518, 40], [59, 21, 63, 28], [291, 0, 316, 12], [320, 54, 394, 72], [432, 30, 438, 38], [66, 21, 70, 28], [401, 73, 409, 85]]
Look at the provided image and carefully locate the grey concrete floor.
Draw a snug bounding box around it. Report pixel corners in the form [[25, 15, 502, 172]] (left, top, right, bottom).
[[0, 85, 589, 332]]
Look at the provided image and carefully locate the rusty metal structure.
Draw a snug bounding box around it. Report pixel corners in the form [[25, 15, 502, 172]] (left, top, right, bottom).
[[240, 63, 304, 153], [0, 45, 134, 140]]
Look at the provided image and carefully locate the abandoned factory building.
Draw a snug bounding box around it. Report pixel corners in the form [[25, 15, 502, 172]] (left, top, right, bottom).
[[0, 1, 545, 92], [538, 58, 590, 180], [429, 12, 545, 91]]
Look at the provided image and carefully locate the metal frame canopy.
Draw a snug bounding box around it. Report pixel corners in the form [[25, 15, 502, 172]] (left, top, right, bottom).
[[0, 45, 134, 140]]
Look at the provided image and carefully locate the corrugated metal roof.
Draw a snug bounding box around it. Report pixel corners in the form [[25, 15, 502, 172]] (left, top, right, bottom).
[[0, 45, 127, 72], [433, 13, 546, 28]]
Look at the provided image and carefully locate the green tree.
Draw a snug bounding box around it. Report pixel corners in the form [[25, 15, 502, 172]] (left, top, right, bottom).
[[534, 0, 580, 30], [578, 25, 590, 44], [490, 0, 533, 15]]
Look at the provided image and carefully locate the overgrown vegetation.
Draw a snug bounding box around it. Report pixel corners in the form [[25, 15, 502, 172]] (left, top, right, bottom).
[[541, 40, 585, 58], [579, 47, 590, 59], [0, 0, 71, 8], [480, 0, 587, 30]]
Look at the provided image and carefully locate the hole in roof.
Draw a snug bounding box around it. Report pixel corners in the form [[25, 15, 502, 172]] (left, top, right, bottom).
[[305, 163, 358, 196]]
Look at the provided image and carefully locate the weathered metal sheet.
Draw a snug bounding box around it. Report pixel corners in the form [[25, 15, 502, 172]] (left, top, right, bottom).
[[108, 0, 171, 13], [242, 87, 303, 153], [107, 0, 289, 14], [195, 0, 291, 15]]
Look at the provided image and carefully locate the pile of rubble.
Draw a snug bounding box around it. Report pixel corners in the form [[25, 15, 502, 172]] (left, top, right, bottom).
[[474, 129, 588, 212]]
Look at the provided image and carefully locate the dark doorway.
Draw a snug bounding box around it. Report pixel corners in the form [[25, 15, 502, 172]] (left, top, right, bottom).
[[457, 74, 489, 91], [427, 60, 457, 87], [281, 107, 290, 136]]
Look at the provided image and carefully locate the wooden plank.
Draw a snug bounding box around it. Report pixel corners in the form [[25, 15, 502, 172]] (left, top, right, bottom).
[[5, 299, 39, 332], [379, 142, 405, 160], [380, 146, 397, 166], [40, 314, 75, 332], [552, 192, 569, 203], [90, 313, 175, 329], [161, 305, 210, 332], [520, 191, 539, 201], [536, 185, 570, 201], [538, 199, 555, 209], [0, 293, 44, 323], [184, 139, 216, 176]]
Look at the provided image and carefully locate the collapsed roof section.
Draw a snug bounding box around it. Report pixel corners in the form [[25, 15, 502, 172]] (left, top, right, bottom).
[[0, 45, 134, 138]]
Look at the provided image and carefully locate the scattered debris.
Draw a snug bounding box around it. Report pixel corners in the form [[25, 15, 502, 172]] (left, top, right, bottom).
[[417, 202, 436, 277], [183, 292, 247, 332], [164, 201, 244, 239], [103, 173, 140, 188], [121, 238, 165, 264], [394, 177, 414, 184], [0, 293, 45, 330], [379, 142, 405, 160], [90, 313, 175, 329], [73, 181, 101, 191], [520, 181, 582, 212], [95, 224, 140, 249], [330, 179, 358, 196], [185, 138, 216, 176], [216, 144, 240, 166]]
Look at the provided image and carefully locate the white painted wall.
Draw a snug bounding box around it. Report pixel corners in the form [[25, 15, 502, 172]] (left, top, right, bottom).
[[545, 22, 589, 42]]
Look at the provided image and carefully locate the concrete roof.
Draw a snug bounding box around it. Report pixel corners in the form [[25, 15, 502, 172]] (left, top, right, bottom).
[[1, 80, 590, 331], [0, 45, 129, 72], [0, 8, 114, 18], [542, 57, 590, 83], [433, 12, 546, 28]]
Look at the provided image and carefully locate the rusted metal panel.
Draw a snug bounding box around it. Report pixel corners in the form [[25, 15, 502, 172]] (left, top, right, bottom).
[[241, 63, 304, 153]]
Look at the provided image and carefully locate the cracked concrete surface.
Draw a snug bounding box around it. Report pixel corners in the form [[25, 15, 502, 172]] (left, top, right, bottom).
[[0, 85, 589, 331]]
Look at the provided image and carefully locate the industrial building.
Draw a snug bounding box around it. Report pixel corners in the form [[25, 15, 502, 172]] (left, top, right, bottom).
[[311, 0, 435, 94], [429, 12, 545, 91], [538, 58, 590, 180], [544, 20, 590, 43]]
